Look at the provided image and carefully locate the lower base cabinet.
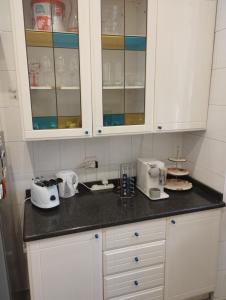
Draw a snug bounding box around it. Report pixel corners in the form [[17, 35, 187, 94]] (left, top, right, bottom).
[[26, 210, 222, 300], [164, 210, 221, 300], [26, 231, 103, 300]]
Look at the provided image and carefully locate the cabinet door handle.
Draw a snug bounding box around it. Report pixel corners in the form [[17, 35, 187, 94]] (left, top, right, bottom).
[[134, 280, 139, 286], [171, 220, 176, 224], [134, 232, 139, 237], [134, 257, 139, 262], [95, 234, 99, 239], [85, 131, 89, 135], [98, 129, 102, 134]]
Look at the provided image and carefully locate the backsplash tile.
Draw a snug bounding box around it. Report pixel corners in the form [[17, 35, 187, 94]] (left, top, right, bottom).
[[184, 133, 226, 178], [205, 105, 226, 143], [210, 69, 226, 106], [214, 270, 226, 300], [0, 106, 22, 142], [216, 0, 226, 31], [85, 137, 111, 166], [33, 140, 60, 174], [213, 30, 226, 69], [6, 141, 34, 178], [59, 139, 85, 170]]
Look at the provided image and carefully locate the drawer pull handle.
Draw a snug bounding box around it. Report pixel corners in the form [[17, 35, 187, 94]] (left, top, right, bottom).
[[134, 257, 139, 262], [134, 280, 139, 286], [134, 232, 139, 237], [95, 234, 99, 239], [171, 220, 176, 224]]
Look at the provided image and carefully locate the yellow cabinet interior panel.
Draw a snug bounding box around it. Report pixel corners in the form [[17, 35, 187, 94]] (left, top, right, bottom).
[[26, 30, 53, 47], [125, 113, 145, 125], [58, 116, 82, 129], [102, 35, 124, 50]]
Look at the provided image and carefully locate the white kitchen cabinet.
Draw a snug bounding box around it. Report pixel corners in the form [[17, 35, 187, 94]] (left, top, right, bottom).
[[10, 0, 93, 140], [11, 0, 217, 139], [103, 219, 166, 300], [25, 209, 223, 300], [154, 0, 217, 132], [164, 210, 221, 300], [90, 0, 157, 136], [26, 231, 103, 300], [11, 0, 158, 140]]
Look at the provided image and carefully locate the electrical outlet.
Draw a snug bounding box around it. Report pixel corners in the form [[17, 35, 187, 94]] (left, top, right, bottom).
[[79, 157, 98, 169]]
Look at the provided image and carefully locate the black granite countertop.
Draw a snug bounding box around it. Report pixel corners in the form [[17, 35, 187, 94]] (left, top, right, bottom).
[[23, 178, 225, 242]]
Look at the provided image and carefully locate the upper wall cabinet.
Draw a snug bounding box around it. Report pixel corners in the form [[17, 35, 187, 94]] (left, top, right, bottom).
[[11, 0, 93, 140], [11, 0, 216, 140], [154, 0, 217, 132], [90, 0, 157, 136]]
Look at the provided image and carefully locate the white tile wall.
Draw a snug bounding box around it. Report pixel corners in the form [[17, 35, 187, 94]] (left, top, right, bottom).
[[216, 0, 226, 31], [214, 270, 226, 300], [183, 1, 226, 298], [0, 1, 11, 31], [213, 29, 226, 69], [209, 69, 226, 106], [0, 31, 15, 71], [0, 70, 17, 108]]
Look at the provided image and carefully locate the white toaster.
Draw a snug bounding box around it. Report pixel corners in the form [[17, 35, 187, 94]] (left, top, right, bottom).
[[31, 178, 60, 209]]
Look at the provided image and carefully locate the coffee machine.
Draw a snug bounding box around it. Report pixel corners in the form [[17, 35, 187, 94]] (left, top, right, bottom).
[[137, 159, 169, 200]]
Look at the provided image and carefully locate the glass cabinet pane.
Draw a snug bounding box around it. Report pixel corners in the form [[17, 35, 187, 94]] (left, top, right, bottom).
[[22, 0, 82, 130], [101, 0, 147, 127]]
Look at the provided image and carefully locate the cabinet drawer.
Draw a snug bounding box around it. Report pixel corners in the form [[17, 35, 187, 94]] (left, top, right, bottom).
[[104, 240, 165, 275], [103, 219, 166, 250], [109, 286, 164, 300], [104, 264, 164, 299]]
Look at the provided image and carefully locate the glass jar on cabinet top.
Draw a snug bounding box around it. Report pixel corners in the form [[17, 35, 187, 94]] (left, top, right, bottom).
[[101, 0, 147, 128], [22, 0, 82, 130]]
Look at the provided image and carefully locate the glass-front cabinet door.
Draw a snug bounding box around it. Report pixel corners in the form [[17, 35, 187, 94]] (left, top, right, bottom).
[[14, 0, 92, 139], [91, 0, 157, 136]]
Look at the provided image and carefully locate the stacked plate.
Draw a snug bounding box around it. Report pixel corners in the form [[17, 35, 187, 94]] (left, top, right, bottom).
[[165, 157, 192, 191]]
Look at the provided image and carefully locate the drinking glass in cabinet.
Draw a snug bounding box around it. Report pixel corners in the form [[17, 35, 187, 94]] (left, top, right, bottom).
[[40, 56, 52, 87], [125, 51, 146, 87], [56, 55, 66, 87], [102, 50, 124, 87], [101, 0, 147, 127], [55, 49, 80, 88], [22, 0, 82, 130], [28, 62, 40, 87], [101, 0, 124, 35], [27, 47, 55, 88]]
